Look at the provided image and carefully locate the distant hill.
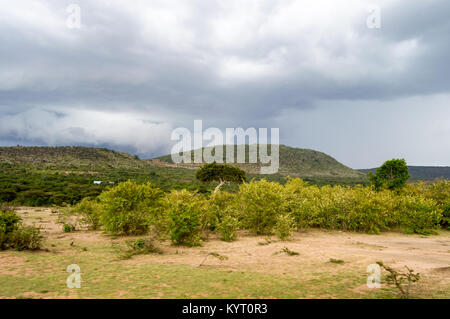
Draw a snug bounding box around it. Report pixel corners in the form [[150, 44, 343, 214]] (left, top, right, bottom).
[[0, 145, 367, 206], [0, 146, 147, 171], [150, 144, 367, 184], [358, 166, 450, 181]]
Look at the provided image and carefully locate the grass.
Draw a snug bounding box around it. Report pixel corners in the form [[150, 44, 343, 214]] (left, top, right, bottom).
[[1, 208, 449, 299], [1, 238, 448, 299], [0, 247, 387, 299]]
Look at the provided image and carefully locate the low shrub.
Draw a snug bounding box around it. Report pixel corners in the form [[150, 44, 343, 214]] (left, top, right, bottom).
[[99, 181, 164, 235], [8, 225, 43, 251], [238, 179, 287, 235], [216, 215, 240, 242], [121, 237, 162, 259], [441, 202, 450, 229], [164, 190, 205, 246], [398, 196, 442, 235], [63, 223, 76, 233], [0, 210, 42, 251], [203, 191, 238, 231], [0, 210, 21, 234], [274, 214, 296, 240], [72, 198, 102, 230]]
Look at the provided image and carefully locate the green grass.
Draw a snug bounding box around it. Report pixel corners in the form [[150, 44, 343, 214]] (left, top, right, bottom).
[[1, 236, 447, 299]]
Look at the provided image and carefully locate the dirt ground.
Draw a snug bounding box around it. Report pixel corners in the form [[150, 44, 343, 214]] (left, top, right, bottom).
[[1, 207, 449, 298], [14, 207, 450, 275]]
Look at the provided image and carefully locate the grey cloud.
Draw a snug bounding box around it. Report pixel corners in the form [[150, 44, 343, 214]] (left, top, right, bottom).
[[0, 0, 449, 165]]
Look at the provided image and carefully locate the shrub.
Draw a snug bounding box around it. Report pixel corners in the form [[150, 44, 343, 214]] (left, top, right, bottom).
[[284, 179, 324, 230], [341, 187, 398, 234], [0, 210, 21, 234], [164, 190, 205, 246], [0, 210, 21, 250], [121, 237, 162, 259], [238, 179, 287, 235], [441, 202, 450, 229], [63, 223, 76, 233], [398, 196, 442, 235], [99, 181, 164, 235], [216, 215, 240, 242], [8, 225, 43, 251], [204, 191, 238, 231], [377, 261, 420, 299], [72, 198, 102, 230], [274, 214, 296, 240]]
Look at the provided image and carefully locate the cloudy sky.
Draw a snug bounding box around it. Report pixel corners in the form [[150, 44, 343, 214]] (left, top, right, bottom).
[[1, 0, 449, 168]]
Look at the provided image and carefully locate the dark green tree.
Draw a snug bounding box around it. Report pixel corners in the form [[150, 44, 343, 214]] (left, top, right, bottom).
[[195, 162, 247, 193], [368, 159, 410, 191]]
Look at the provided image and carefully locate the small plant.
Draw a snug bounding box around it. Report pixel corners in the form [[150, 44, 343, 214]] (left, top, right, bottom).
[[276, 247, 299, 256], [329, 258, 344, 264], [257, 238, 273, 246], [120, 237, 162, 259], [63, 223, 76, 233], [376, 261, 421, 299], [199, 252, 228, 267]]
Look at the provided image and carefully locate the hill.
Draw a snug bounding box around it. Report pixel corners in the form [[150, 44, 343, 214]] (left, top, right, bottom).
[[150, 144, 367, 184], [0, 145, 366, 206], [359, 166, 450, 181]]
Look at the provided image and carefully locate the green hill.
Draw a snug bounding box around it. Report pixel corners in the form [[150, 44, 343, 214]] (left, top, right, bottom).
[[359, 166, 450, 181], [0, 145, 366, 206], [151, 144, 367, 184]]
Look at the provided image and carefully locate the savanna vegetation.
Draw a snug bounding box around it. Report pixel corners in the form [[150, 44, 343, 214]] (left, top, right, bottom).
[[61, 175, 449, 247], [0, 145, 369, 208]]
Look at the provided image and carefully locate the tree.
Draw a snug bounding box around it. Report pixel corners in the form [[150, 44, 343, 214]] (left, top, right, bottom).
[[195, 162, 246, 193], [368, 159, 410, 191]]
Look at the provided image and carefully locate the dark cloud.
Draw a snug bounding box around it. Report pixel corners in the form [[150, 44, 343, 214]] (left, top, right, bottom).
[[0, 0, 449, 166]]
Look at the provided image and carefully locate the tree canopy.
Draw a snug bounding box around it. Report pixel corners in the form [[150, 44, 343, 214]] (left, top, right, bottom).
[[195, 162, 247, 193], [368, 158, 410, 191]]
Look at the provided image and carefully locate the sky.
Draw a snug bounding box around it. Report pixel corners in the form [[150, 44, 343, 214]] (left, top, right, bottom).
[[1, 0, 449, 169]]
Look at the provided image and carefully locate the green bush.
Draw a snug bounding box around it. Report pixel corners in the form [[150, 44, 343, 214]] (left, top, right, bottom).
[[216, 215, 240, 242], [0, 210, 21, 234], [164, 190, 205, 246], [238, 179, 288, 235], [0, 210, 42, 250], [8, 225, 43, 251], [99, 181, 164, 235], [274, 214, 296, 240], [441, 202, 450, 229], [63, 223, 76, 233], [72, 198, 102, 230], [204, 191, 238, 231], [398, 196, 442, 235]]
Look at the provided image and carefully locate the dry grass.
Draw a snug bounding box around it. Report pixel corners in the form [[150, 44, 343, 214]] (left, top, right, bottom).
[[0, 207, 449, 299]]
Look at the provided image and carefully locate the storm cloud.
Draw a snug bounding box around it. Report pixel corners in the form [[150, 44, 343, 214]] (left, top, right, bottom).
[[1, 0, 449, 167]]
